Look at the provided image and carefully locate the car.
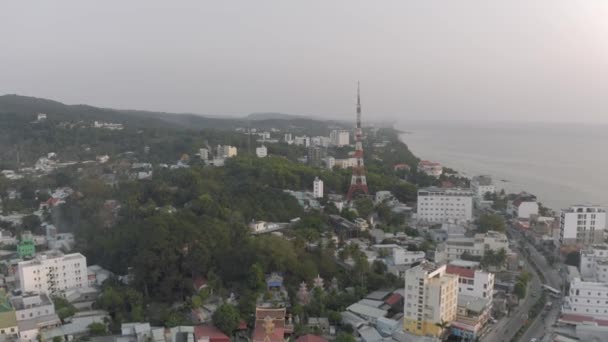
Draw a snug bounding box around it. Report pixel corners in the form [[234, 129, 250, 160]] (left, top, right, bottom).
[[530, 339, 537, 342]]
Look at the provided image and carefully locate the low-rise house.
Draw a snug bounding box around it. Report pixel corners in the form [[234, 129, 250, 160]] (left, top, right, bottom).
[[508, 193, 538, 219], [346, 303, 387, 323], [41, 310, 109, 341], [87, 265, 113, 287], [11, 293, 60, 342], [417, 160, 442, 178], [441, 231, 509, 262], [306, 317, 329, 334], [358, 326, 383, 342], [450, 295, 491, 341], [0, 290, 19, 340]]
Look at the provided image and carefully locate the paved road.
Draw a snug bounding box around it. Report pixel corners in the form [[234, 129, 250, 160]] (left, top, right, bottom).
[[482, 227, 566, 342], [481, 251, 542, 342], [515, 229, 564, 342]]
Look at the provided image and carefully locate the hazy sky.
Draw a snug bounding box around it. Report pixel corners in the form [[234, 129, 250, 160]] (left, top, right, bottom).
[[2, 1, 608, 122]]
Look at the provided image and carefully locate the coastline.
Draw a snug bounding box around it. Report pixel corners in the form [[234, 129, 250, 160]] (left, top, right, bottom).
[[396, 123, 608, 211]]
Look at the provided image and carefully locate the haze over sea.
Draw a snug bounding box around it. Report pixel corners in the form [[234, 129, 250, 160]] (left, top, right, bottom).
[[398, 121, 608, 211]]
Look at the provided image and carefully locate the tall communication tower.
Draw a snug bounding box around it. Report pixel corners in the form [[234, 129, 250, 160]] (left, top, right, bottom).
[[346, 82, 368, 201]]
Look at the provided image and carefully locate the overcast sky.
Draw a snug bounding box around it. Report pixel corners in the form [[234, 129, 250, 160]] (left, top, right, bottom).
[[2, 1, 608, 122]]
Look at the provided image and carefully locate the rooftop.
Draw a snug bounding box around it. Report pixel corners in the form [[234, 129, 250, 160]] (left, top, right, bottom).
[[457, 294, 490, 313], [446, 265, 475, 279], [418, 186, 473, 195], [10, 292, 52, 310], [346, 303, 388, 319]]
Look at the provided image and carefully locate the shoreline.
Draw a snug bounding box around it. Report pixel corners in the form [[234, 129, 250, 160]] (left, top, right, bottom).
[[397, 131, 563, 212]]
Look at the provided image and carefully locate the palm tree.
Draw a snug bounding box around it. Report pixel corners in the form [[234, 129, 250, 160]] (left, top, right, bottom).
[[435, 320, 450, 340]]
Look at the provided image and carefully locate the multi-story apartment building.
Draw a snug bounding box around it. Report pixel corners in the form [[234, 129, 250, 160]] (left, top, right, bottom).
[[446, 265, 495, 300], [563, 278, 608, 320], [329, 130, 350, 147], [216, 145, 237, 158], [417, 187, 473, 224], [470, 175, 495, 202], [313, 177, 323, 199], [442, 231, 509, 262], [308, 146, 326, 168], [18, 251, 88, 295], [579, 244, 608, 282], [404, 263, 458, 337], [560, 205, 607, 245]]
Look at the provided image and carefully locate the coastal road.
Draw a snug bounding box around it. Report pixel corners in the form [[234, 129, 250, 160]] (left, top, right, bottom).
[[514, 229, 564, 342], [481, 256, 542, 342]]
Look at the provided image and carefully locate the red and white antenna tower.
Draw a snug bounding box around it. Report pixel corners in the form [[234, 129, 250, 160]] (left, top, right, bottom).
[[346, 82, 369, 201]]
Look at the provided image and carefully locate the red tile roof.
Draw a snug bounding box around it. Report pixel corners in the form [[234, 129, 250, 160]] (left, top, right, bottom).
[[446, 265, 475, 279], [295, 335, 328, 342], [193, 277, 208, 291], [384, 293, 403, 306], [194, 325, 230, 342]]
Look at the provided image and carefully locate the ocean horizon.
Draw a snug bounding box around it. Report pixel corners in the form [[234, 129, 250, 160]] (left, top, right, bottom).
[[397, 120, 608, 211]]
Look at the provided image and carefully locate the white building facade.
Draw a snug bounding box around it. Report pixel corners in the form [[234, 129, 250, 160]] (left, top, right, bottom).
[[470, 176, 495, 201], [563, 278, 608, 319], [560, 205, 607, 245], [18, 252, 88, 295], [255, 146, 268, 158], [313, 177, 324, 199], [446, 265, 495, 301], [330, 130, 350, 147], [443, 231, 509, 262], [511, 201, 539, 219], [404, 263, 458, 336], [417, 187, 473, 224], [580, 244, 608, 282]]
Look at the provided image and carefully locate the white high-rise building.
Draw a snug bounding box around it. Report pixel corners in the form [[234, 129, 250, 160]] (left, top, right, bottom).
[[404, 262, 458, 337], [470, 175, 495, 201], [255, 146, 267, 158], [198, 148, 209, 160], [560, 205, 607, 245], [329, 130, 350, 147], [284, 133, 293, 144], [417, 187, 474, 224], [18, 251, 88, 295], [324, 157, 335, 170], [313, 177, 324, 199]]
